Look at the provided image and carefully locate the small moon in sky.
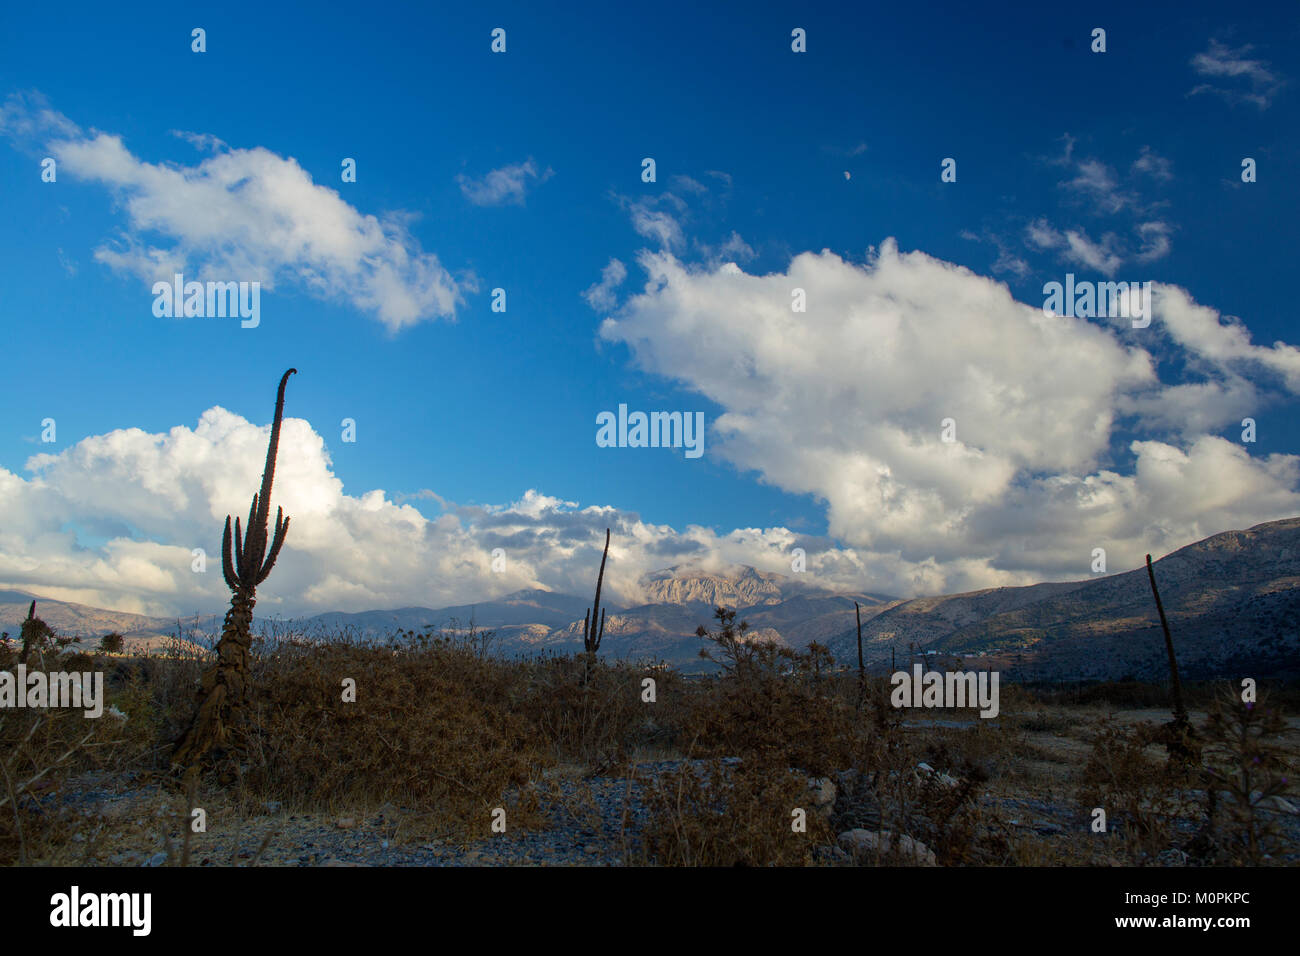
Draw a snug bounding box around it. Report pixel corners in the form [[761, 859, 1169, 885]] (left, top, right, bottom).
[[843, 171, 851, 180]]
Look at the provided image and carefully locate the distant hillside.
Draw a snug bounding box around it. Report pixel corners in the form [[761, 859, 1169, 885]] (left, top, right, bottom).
[[825, 517, 1300, 680], [301, 589, 595, 639], [0, 591, 209, 655]]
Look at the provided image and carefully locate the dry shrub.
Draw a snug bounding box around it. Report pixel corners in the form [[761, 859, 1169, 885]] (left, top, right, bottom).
[[638, 758, 832, 866], [925, 720, 1014, 769], [908, 774, 988, 864], [831, 718, 993, 866], [105, 638, 210, 765], [0, 709, 130, 864], [1077, 718, 1197, 863], [1078, 687, 1298, 866], [638, 617, 997, 865], [0, 633, 189, 865], [227, 635, 549, 840], [512, 656, 666, 770], [680, 676, 856, 777], [681, 609, 857, 776], [1199, 687, 1296, 865], [1012, 709, 1075, 734]]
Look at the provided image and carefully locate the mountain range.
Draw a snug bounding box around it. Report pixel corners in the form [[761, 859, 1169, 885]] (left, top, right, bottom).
[[4, 517, 1299, 679], [827, 517, 1300, 681]]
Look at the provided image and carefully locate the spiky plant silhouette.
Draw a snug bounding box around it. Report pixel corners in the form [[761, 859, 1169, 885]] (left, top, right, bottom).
[[18, 601, 37, 664], [580, 528, 611, 680], [1145, 553, 1200, 767], [173, 368, 296, 771], [854, 600, 865, 710]]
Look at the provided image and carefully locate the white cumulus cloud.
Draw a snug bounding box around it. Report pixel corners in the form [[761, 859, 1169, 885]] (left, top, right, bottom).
[[597, 240, 1300, 588], [0, 93, 473, 332]]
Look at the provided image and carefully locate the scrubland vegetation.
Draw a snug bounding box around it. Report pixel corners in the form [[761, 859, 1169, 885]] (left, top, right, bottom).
[[1, 606, 1296, 867]]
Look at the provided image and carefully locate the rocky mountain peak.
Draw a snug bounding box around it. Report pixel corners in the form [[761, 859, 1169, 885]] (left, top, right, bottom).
[[636, 565, 797, 609]]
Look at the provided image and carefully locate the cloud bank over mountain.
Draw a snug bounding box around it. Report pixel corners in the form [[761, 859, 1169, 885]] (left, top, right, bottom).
[[597, 241, 1300, 591]]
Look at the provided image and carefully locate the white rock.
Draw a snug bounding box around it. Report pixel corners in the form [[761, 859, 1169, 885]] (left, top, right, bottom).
[[914, 762, 959, 789], [807, 776, 837, 812], [838, 828, 936, 866]]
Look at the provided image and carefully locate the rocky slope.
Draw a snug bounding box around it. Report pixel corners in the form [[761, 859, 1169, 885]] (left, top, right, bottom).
[[825, 517, 1300, 680]]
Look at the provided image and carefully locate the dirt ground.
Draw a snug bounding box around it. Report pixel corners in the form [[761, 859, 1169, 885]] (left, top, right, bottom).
[[25, 703, 1299, 867]]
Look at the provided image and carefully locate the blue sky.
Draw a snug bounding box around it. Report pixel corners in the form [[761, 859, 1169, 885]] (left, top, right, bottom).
[[1, 1, 1298, 617]]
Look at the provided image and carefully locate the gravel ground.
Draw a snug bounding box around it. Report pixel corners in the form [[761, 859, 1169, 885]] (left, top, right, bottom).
[[37, 756, 1300, 867], [47, 759, 736, 867]]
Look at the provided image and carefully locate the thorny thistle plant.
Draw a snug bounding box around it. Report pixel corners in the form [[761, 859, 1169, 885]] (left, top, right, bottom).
[[18, 601, 58, 666], [13, 601, 84, 669], [172, 368, 296, 773], [696, 606, 758, 677]]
